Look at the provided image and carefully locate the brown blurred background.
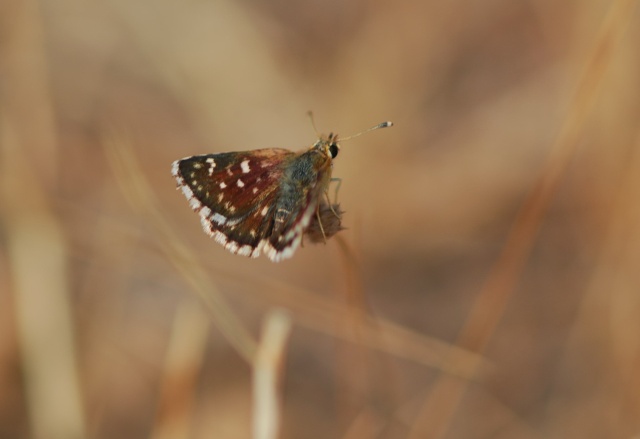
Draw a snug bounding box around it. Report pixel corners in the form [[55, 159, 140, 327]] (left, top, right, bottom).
[[2, 0, 640, 438]]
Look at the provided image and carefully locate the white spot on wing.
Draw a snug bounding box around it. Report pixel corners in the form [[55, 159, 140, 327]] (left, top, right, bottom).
[[237, 179, 245, 188], [241, 160, 250, 173], [237, 245, 253, 256], [252, 187, 258, 194], [171, 160, 180, 177], [213, 230, 227, 245], [200, 206, 211, 217], [206, 158, 216, 176], [212, 213, 226, 225], [261, 206, 269, 216], [180, 185, 193, 199], [225, 241, 239, 253], [200, 217, 214, 236], [253, 241, 266, 258], [189, 198, 201, 210], [220, 182, 227, 189]]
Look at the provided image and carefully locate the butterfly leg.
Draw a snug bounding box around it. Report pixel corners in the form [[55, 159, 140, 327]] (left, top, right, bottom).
[[326, 177, 343, 219], [330, 177, 342, 203], [315, 205, 328, 244]]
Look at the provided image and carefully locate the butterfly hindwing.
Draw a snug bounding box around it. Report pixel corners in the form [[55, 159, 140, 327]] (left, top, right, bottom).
[[261, 149, 334, 261]]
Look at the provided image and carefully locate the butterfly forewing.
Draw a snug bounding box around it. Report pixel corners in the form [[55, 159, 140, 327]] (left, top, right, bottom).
[[172, 148, 295, 257]]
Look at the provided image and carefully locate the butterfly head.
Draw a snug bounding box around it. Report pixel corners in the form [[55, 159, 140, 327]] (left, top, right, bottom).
[[313, 132, 341, 160]]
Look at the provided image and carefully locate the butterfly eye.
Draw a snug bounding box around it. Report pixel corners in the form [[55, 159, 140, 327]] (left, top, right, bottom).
[[329, 143, 339, 158]]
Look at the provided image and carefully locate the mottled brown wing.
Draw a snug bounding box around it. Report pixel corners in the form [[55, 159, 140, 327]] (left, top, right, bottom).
[[172, 148, 295, 257]]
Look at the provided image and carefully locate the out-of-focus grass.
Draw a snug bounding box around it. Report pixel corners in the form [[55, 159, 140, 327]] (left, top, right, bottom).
[[2, 0, 640, 438]]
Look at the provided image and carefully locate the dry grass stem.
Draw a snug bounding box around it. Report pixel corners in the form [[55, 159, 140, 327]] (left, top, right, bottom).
[[252, 310, 293, 439]]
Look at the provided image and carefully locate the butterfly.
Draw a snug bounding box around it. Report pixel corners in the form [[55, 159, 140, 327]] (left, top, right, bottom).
[[171, 118, 392, 262]]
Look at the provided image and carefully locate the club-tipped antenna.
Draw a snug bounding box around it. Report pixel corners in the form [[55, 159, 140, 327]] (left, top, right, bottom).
[[307, 112, 393, 141], [339, 120, 394, 142]]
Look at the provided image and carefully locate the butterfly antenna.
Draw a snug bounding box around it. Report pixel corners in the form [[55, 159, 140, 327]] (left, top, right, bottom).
[[307, 111, 320, 137], [339, 121, 394, 142]]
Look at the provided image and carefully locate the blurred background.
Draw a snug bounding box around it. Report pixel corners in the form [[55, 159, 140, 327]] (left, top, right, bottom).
[[2, 0, 640, 438]]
